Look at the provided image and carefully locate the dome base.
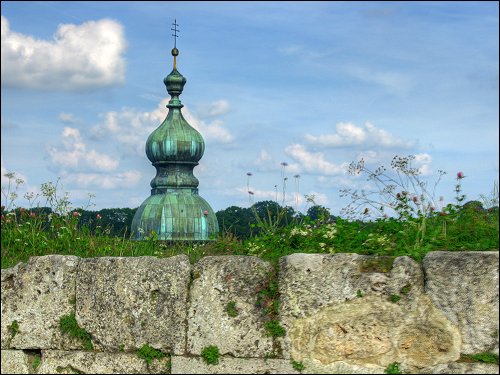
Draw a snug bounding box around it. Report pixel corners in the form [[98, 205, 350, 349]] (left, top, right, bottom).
[[131, 191, 219, 241]]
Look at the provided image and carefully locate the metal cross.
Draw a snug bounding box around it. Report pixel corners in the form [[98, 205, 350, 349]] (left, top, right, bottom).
[[171, 19, 179, 48]]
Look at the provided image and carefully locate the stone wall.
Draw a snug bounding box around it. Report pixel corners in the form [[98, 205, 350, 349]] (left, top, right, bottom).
[[1, 251, 498, 374]]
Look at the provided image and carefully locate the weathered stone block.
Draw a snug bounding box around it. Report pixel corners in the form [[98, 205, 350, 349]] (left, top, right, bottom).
[[278, 253, 460, 368], [171, 356, 300, 374], [1, 256, 80, 349], [419, 361, 500, 374], [301, 359, 386, 374], [187, 256, 274, 357], [0, 350, 31, 374], [36, 350, 165, 374], [76, 255, 190, 354], [423, 251, 499, 354]]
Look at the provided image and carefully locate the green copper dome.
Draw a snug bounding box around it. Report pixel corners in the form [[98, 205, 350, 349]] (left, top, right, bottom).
[[131, 41, 219, 241]]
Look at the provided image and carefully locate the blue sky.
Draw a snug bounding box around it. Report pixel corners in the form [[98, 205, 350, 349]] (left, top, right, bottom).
[[1, 1, 498, 216]]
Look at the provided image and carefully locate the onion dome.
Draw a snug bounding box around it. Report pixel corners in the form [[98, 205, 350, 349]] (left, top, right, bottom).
[[131, 21, 219, 241]]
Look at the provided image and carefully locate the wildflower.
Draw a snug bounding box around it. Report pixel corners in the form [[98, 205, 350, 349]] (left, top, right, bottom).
[[412, 196, 418, 203], [96, 214, 102, 220], [72, 211, 80, 218], [1, 214, 4, 221], [430, 207, 435, 212], [396, 193, 401, 199], [457, 171, 464, 179], [30, 212, 36, 218], [203, 210, 209, 216], [363, 207, 369, 215]]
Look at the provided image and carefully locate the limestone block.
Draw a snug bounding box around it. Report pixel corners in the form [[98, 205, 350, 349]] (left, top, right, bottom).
[[423, 251, 499, 354], [1, 256, 81, 349], [76, 255, 191, 354], [187, 256, 274, 357], [419, 361, 500, 374], [278, 253, 460, 368], [0, 350, 31, 374], [171, 356, 300, 374], [301, 359, 386, 374], [36, 350, 163, 374]]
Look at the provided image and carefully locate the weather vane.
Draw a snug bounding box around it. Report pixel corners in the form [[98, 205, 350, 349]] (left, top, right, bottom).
[[171, 19, 179, 49]]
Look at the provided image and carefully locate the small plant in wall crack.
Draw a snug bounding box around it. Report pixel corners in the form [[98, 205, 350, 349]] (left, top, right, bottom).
[[384, 362, 401, 374], [137, 343, 167, 365], [201, 345, 220, 365], [390, 294, 401, 303], [265, 319, 286, 338], [8, 320, 19, 338], [226, 300, 239, 317], [291, 360, 305, 372], [59, 313, 93, 350]]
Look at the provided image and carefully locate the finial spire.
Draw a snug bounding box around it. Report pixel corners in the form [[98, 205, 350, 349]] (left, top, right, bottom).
[[171, 19, 180, 69]]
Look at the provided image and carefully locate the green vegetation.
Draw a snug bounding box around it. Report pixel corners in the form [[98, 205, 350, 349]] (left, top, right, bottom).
[[356, 289, 364, 298], [1, 157, 498, 270], [8, 320, 19, 338], [137, 344, 167, 365], [390, 294, 401, 303], [291, 360, 305, 371], [59, 313, 93, 350], [384, 362, 401, 374], [201, 345, 220, 365], [32, 353, 41, 370], [226, 301, 239, 317], [460, 352, 499, 364], [264, 320, 286, 337], [400, 285, 411, 295]]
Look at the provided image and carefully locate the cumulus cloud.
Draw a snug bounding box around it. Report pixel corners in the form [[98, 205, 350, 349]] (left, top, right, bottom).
[[285, 144, 346, 176], [63, 170, 141, 190], [1, 16, 126, 90], [413, 153, 433, 176], [90, 98, 235, 156], [48, 127, 119, 172], [305, 121, 413, 149]]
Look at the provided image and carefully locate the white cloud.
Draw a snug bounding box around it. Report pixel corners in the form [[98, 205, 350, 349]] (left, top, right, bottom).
[[285, 144, 346, 176], [306, 121, 413, 149], [63, 170, 141, 190], [183, 106, 234, 144], [197, 100, 230, 117], [414, 153, 433, 176], [1, 16, 126, 90], [90, 98, 235, 157], [48, 127, 119, 172]]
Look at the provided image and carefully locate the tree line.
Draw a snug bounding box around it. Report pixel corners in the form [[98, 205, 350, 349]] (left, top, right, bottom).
[[6, 201, 334, 240]]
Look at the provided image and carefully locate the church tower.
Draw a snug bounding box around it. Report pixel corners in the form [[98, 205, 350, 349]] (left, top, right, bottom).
[[131, 20, 219, 240]]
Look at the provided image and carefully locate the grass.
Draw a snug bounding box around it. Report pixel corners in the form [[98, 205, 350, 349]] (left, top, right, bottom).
[[1, 170, 498, 270]]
